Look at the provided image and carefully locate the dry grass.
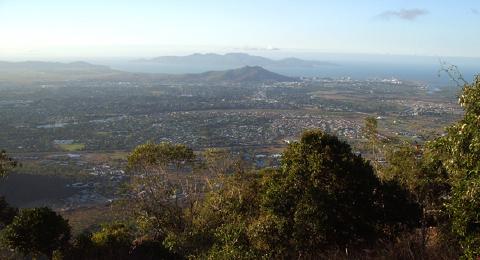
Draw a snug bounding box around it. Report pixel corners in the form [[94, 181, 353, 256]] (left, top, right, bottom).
[[60, 204, 126, 235]]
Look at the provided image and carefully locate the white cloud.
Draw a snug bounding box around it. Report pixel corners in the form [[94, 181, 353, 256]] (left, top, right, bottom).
[[377, 9, 429, 21]]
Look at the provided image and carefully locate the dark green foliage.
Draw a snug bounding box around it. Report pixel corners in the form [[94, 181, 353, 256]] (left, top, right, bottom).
[[0, 150, 17, 178], [131, 240, 182, 260], [127, 142, 195, 169], [259, 130, 419, 256], [429, 75, 480, 257], [125, 142, 196, 242], [68, 223, 133, 260], [382, 144, 450, 226], [68, 231, 96, 257], [364, 116, 380, 169], [364, 116, 378, 140], [1, 207, 71, 258], [0, 197, 17, 229], [375, 180, 422, 236], [191, 172, 261, 259], [91, 223, 134, 251], [0, 131, 430, 258], [192, 130, 420, 259], [66, 223, 180, 260]]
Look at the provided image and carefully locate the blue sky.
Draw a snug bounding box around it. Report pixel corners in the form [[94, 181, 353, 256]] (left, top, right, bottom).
[[0, 0, 479, 58]]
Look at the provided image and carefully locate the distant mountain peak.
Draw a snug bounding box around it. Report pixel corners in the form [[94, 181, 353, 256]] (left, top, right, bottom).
[[237, 65, 265, 70], [169, 65, 297, 84], [141, 52, 335, 69]]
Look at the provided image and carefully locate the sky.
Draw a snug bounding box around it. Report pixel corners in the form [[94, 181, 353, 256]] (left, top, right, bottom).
[[0, 0, 479, 59]]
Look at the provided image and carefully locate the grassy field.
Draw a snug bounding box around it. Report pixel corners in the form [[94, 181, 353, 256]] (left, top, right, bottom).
[[61, 205, 123, 235], [58, 143, 86, 151]]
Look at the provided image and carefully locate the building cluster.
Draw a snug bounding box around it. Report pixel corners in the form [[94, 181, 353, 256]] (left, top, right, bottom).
[[397, 100, 462, 117], [148, 110, 363, 149]]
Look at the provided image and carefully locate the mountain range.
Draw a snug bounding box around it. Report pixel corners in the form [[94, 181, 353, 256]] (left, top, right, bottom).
[[0, 61, 296, 84], [139, 52, 335, 68], [162, 66, 297, 83]]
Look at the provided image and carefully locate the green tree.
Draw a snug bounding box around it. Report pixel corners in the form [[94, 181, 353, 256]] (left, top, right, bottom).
[[126, 142, 195, 232], [429, 75, 480, 257], [259, 130, 384, 256], [127, 142, 194, 170], [0, 197, 17, 230], [192, 171, 261, 259], [194, 130, 420, 259], [0, 151, 19, 259], [202, 148, 241, 176], [383, 144, 452, 258], [0, 151, 18, 229], [66, 223, 178, 260], [82, 222, 135, 259], [364, 116, 379, 168], [91, 223, 134, 250], [1, 207, 71, 258], [125, 141, 201, 258], [0, 150, 17, 178], [383, 143, 450, 225]]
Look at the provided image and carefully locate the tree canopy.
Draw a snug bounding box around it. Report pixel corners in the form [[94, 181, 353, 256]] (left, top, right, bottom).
[[0, 150, 17, 178], [190, 130, 420, 259], [429, 75, 480, 257], [1, 207, 71, 258]]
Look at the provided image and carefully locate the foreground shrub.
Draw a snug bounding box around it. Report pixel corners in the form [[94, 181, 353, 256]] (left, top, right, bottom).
[[1, 207, 71, 258], [429, 75, 480, 257], [192, 130, 421, 259]]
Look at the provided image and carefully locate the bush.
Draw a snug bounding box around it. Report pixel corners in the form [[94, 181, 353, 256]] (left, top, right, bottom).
[[192, 130, 420, 259], [429, 75, 480, 257], [1, 207, 71, 258], [257, 130, 420, 256], [0, 197, 17, 229]]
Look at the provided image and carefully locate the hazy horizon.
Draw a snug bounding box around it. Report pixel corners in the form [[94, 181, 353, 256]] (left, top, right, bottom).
[[3, 50, 479, 88]]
